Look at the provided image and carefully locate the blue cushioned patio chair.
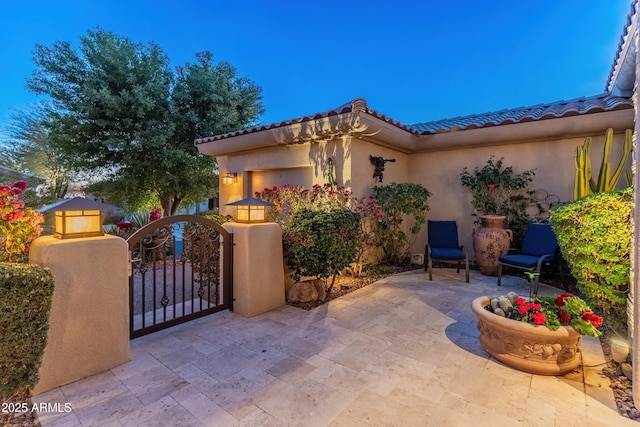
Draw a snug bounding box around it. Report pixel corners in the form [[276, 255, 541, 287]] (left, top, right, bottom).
[[497, 222, 559, 295], [425, 220, 469, 283]]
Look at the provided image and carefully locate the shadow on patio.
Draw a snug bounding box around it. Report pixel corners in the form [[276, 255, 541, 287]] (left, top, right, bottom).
[[34, 269, 635, 426]]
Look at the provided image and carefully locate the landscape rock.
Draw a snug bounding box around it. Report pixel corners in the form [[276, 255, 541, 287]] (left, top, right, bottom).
[[311, 279, 326, 301], [287, 280, 319, 303], [622, 363, 633, 380]]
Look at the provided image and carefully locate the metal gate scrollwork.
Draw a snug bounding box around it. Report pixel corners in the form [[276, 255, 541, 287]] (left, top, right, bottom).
[[127, 215, 233, 338]]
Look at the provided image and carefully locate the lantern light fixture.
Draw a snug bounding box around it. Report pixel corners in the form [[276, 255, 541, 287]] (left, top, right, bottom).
[[221, 172, 238, 185], [226, 197, 273, 223], [39, 197, 118, 239]]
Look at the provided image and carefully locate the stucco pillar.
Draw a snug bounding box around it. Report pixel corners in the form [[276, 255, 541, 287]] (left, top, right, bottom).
[[222, 223, 285, 317], [633, 25, 640, 410], [29, 235, 130, 394]]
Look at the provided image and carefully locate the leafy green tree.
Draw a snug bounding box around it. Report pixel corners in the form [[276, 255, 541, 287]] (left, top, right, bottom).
[[2, 104, 71, 202], [27, 28, 263, 215]]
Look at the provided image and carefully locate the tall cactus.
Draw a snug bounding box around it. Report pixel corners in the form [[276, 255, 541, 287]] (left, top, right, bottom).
[[573, 128, 632, 200], [574, 137, 592, 200]]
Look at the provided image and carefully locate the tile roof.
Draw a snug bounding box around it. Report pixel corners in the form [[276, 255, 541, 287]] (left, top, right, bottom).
[[409, 93, 633, 135], [195, 93, 632, 145], [606, 0, 638, 92]]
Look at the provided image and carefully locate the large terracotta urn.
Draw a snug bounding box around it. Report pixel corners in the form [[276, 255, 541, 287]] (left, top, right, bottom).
[[473, 215, 512, 276], [471, 296, 582, 375]]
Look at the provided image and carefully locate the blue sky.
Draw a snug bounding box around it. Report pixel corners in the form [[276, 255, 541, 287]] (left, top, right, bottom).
[[0, 0, 632, 134]]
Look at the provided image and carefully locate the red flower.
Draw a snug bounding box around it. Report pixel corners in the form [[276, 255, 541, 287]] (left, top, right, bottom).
[[0, 186, 11, 197], [149, 208, 162, 221], [515, 297, 526, 305], [116, 221, 134, 230], [518, 304, 531, 315], [555, 293, 573, 307], [532, 311, 546, 325], [530, 303, 541, 311], [558, 310, 571, 323], [4, 210, 25, 223], [488, 184, 496, 191], [581, 310, 603, 328]]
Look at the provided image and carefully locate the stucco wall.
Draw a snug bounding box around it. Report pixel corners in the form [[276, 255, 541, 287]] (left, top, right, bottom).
[[217, 139, 354, 216], [409, 127, 632, 255], [30, 235, 129, 394], [350, 139, 409, 198], [211, 109, 633, 262]]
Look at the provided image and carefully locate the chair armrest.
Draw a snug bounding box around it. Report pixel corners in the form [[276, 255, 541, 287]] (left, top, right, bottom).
[[535, 254, 554, 270]]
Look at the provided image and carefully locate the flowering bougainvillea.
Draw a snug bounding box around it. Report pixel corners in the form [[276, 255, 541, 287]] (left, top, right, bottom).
[[256, 183, 354, 224], [0, 181, 44, 262], [486, 291, 603, 336]]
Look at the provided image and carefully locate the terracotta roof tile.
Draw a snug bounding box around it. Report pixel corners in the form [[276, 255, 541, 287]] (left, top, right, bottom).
[[606, 0, 638, 91], [409, 93, 632, 134], [195, 93, 632, 145]]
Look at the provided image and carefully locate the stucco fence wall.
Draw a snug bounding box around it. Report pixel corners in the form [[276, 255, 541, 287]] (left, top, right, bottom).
[[29, 224, 285, 394]]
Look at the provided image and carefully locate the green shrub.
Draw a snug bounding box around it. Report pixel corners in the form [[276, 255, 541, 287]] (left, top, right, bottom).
[[197, 209, 235, 224], [284, 209, 361, 291], [1, 263, 54, 397], [372, 183, 431, 265], [550, 189, 631, 332], [460, 156, 537, 248]]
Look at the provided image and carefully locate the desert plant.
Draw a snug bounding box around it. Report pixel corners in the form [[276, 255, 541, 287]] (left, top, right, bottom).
[[283, 209, 361, 294], [574, 128, 632, 200], [550, 189, 631, 333], [0, 263, 55, 397], [371, 182, 431, 265]]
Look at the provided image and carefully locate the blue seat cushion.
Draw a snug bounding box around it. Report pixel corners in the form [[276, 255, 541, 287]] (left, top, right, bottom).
[[431, 247, 465, 260], [499, 254, 542, 268]]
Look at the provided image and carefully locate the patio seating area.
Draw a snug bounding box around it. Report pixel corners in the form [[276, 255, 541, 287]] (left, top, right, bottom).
[[34, 269, 635, 426]]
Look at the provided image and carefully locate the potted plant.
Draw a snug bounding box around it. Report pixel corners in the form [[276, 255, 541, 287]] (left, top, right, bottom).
[[460, 157, 535, 275], [471, 291, 602, 375]]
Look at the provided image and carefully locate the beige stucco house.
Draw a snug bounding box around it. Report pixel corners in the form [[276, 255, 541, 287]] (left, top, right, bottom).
[[196, 83, 633, 258], [197, 0, 640, 406]]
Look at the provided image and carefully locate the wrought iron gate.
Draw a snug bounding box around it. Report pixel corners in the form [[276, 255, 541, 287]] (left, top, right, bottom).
[[127, 215, 233, 338]]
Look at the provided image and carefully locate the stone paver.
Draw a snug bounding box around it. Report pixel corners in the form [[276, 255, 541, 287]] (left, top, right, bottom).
[[32, 269, 636, 426]]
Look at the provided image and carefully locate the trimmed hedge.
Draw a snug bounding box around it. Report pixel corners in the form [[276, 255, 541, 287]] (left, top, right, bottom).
[[550, 189, 631, 332], [1, 263, 54, 397], [284, 209, 362, 285]]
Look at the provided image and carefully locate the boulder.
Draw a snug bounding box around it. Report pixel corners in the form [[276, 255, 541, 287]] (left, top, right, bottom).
[[287, 280, 319, 302], [311, 279, 326, 301]]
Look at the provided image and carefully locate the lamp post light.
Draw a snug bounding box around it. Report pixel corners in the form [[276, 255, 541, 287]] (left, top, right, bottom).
[[611, 338, 630, 364], [226, 197, 273, 223], [39, 197, 118, 239]]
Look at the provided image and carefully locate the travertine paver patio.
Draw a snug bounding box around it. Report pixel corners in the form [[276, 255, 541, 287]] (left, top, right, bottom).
[[33, 269, 636, 426]]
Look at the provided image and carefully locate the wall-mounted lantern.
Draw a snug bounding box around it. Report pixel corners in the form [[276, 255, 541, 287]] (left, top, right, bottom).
[[226, 197, 273, 223], [221, 172, 238, 185], [39, 197, 117, 239]]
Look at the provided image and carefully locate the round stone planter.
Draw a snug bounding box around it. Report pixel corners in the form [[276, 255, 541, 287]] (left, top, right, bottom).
[[473, 215, 512, 276], [471, 296, 582, 375]]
